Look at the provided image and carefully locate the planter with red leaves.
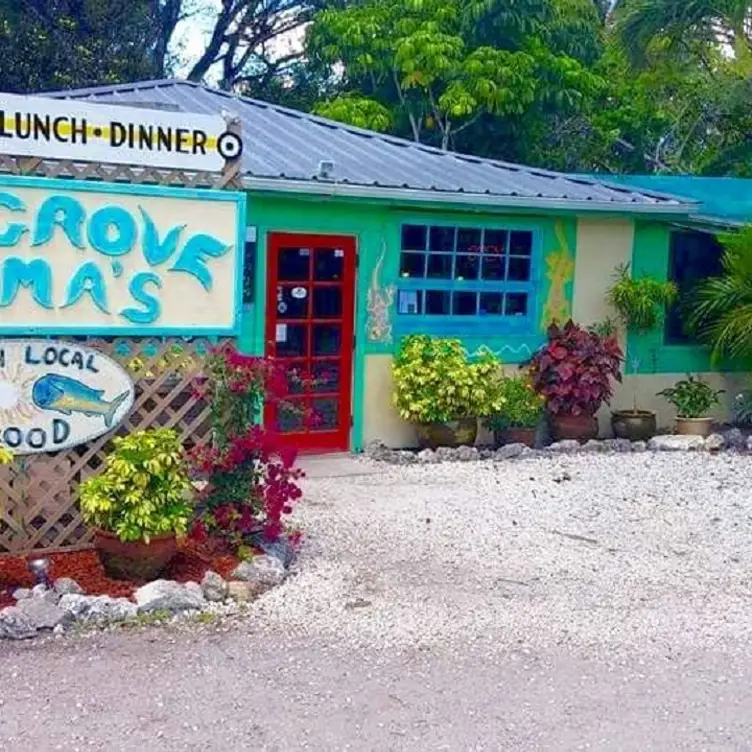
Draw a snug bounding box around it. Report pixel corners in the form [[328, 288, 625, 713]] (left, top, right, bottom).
[[528, 321, 623, 443]]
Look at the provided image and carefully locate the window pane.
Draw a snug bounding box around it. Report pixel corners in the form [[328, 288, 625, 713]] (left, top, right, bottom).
[[277, 402, 305, 433], [455, 254, 479, 280], [311, 398, 339, 431], [278, 248, 310, 281], [285, 364, 307, 395], [510, 231, 533, 256], [484, 230, 508, 255], [429, 226, 456, 253], [427, 253, 453, 279], [505, 293, 528, 317], [313, 287, 342, 319], [425, 290, 451, 315], [508, 257, 532, 281], [314, 248, 344, 281], [457, 228, 482, 254], [276, 324, 308, 357], [482, 255, 506, 281], [313, 324, 341, 356], [400, 252, 425, 278], [479, 292, 503, 315], [312, 361, 340, 393], [453, 291, 477, 316], [277, 285, 308, 319], [402, 224, 427, 251], [397, 289, 422, 314], [666, 230, 723, 343]]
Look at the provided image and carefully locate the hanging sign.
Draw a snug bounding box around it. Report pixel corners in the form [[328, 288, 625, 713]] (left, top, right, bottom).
[[0, 339, 134, 455], [0, 175, 245, 335], [0, 92, 242, 171]]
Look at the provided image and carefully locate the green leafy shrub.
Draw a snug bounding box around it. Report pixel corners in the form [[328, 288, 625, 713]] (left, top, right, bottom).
[[732, 387, 752, 426], [392, 335, 503, 423], [483, 373, 545, 431], [79, 428, 193, 543], [688, 227, 752, 362], [657, 375, 724, 419], [607, 264, 677, 331]]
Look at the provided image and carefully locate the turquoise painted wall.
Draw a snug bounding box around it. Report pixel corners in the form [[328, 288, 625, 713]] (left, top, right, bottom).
[[239, 192, 578, 449], [628, 221, 745, 374]]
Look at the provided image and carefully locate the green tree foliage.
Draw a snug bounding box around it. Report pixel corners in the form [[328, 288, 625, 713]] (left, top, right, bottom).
[[0, 0, 157, 92], [307, 0, 603, 150]]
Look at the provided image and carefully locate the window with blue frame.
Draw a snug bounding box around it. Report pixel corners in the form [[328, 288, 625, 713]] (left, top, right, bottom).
[[396, 223, 537, 330]]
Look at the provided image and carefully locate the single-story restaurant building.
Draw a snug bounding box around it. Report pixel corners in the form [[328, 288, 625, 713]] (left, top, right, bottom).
[[12, 79, 750, 452]]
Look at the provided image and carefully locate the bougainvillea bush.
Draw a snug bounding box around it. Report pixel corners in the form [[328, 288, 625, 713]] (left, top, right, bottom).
[[528, 321, 623, 417], [189, 343, 303, 554]]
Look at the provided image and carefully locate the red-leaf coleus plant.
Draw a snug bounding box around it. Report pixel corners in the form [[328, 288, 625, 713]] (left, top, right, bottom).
[[528, 320, 623, 417]]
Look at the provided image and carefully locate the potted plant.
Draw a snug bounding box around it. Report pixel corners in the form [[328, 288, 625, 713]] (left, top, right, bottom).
[[657, 375, 724, 437], [606, 265, 677, 441], [392, 335, 501, 448], [529, 320, 623, 442], [483, 372, 545, 448], [79, 427, 193, 580]]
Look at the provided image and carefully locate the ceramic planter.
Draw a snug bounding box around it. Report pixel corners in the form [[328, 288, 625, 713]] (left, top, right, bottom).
[[94, 529, 177, 581], [675, 417, 714, 437], [611, 410, 657, 442], [550, 414, 598, 442], [493, 427, 537, 448], [415, 418, 478, 449]]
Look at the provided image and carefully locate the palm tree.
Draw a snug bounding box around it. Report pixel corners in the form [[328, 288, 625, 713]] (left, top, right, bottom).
[[616, 0, 752, 71], [688, 227, 752, 363]]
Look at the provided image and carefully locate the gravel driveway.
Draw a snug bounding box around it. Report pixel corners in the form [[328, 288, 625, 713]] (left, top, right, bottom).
[[2, 452, 752, 750]]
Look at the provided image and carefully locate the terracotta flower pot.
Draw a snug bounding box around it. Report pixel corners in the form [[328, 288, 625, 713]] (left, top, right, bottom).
[[493, 427, 537, 448], [611, 410, 657, 442], [675, 417, 714, 437], [550, 414, 598, 442], [94, 529, 177, 581], [415, 418, 478, 449]]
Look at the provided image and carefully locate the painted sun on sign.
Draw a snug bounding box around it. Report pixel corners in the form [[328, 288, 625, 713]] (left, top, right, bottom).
[[0, 362, 40, 424]]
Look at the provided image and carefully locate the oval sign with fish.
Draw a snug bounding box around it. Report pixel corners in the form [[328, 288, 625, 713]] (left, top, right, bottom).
[[0, 339, 134, 455]]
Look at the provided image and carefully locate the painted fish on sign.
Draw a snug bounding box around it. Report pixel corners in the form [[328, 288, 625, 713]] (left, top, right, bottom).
[[0, 340, 134, 454]]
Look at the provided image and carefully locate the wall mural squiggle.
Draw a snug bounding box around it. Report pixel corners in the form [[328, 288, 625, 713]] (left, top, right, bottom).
[[541, 221, 575, 331], [467, 343, 534, 360], [366, 240, 396, 344]]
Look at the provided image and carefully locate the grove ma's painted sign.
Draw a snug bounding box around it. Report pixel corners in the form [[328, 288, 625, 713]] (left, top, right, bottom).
[[0, 340, 134, 455], [0, 175, 245, 335], [0, 92, 243, 171]]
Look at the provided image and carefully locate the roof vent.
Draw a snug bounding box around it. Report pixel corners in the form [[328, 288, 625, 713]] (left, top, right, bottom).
[[317, 160, 335, 181]]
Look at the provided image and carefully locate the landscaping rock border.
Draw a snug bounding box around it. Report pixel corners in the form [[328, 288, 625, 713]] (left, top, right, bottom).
[[365, 429, 749, 465], [0, 550, 293, 641]]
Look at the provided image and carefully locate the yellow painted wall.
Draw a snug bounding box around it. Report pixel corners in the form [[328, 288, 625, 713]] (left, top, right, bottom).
[[572, 218, 634, 327], [363, 354, 415, 448], [611, 373, 746, 430]]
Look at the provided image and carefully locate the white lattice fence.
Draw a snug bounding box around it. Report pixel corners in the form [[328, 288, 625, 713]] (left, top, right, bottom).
[[0, 337, 221, 555]]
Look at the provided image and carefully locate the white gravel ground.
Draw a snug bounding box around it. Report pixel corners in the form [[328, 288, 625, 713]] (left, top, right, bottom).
[[252, 452, 752, 655], [4, 452, 752, 750]]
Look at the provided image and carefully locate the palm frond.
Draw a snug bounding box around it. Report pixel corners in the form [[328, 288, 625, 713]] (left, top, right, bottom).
[[688, 225, 752, 362], [616, 0, 734, 67]]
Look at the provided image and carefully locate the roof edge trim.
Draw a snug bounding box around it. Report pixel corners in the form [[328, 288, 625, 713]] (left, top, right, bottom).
[[242, 177, 695, 215]]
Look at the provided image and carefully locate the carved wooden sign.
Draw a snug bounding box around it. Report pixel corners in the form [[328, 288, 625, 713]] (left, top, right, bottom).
[[0, 339, 134, 454]]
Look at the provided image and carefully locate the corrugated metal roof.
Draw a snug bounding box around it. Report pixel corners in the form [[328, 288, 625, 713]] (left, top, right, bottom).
[[45, 79, 694, 212]]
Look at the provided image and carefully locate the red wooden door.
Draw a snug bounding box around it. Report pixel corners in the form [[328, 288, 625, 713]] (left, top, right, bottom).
[[265, 233, 356, 453]]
